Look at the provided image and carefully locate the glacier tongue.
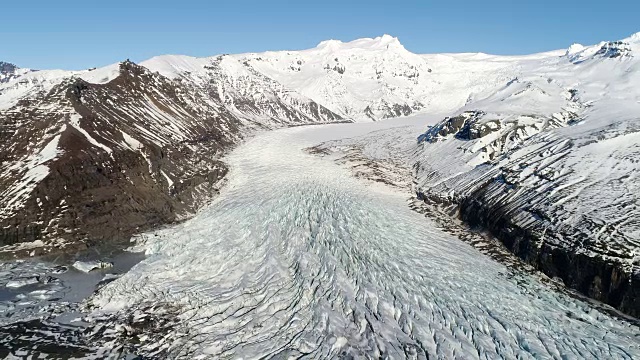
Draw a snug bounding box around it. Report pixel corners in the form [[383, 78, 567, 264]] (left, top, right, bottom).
[[90, 123, 639, 359]]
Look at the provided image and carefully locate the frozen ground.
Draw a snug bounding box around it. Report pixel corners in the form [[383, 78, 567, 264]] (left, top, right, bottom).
[[89, 121, 640, 359]]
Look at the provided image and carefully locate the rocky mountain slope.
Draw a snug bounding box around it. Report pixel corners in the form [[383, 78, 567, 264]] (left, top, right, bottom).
[[411, 34, 640, 315], [0, 59, 342, 256]]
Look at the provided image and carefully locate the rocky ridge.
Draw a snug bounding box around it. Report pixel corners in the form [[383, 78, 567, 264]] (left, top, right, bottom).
[[412, 34, 640, 316], [0, 60, 342, 256]]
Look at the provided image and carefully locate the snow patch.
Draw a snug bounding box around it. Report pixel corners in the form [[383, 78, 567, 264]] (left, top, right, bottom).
[[1, 127, 65, 214], [69, 114, 114, 156], [79, 63, 121, 84], [160, 170, 174, 188]]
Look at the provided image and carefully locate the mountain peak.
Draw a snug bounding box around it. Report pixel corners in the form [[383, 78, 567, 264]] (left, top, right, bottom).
[[316, 39, 344, 49], [315, 35, 405, 52], [376, 34, 400, 45], [565, 43, 585, 56], [0, 61, 18, 74]]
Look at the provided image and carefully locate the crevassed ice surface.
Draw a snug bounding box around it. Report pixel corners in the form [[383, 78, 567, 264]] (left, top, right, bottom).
[[92, 123, 640, 359]]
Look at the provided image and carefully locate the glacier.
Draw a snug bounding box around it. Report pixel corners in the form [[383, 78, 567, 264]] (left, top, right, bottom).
[[2, 32, 640, 357], [88, 122, 640, 359]]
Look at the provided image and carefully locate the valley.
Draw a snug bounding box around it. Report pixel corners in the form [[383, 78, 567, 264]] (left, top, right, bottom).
[[1, 32, 640, 358]]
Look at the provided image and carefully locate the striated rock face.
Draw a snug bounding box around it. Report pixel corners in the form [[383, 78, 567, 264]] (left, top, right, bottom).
[[415, 110, 640, 316], [407, 32, 640, 316], [453, 184, 640, 317], [417, 178, 640, 317], [189, 55, 342, 126], [0, 61, 343, 256]]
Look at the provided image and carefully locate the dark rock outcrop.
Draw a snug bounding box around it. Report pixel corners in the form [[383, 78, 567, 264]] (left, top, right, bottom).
[[414, 108, 640, 317], [455, 187, 638, 317], [418, 111, 486, 143], [594, 41, 633, 58], [0, 61, 18, 74], [417, 187, 640, 317]]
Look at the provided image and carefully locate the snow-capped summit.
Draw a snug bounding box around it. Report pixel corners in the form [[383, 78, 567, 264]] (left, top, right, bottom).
[[236, 34, 435, 120], [375, 33, 403, 47], [317, 34, 404, 51], [315, 38, 343, 50], [565, 43, 585, 56]]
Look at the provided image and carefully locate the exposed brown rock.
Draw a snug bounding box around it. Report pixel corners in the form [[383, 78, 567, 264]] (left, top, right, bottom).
[[0, 61, 343, 257]]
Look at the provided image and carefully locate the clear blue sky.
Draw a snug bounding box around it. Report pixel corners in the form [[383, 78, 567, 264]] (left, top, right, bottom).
[[2, 0, 638, 70]]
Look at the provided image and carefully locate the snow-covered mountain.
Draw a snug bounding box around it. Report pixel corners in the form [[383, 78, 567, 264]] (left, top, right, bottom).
[[292, 32, 640, 315], [412, 33, 640, 315], [0, 59, 342, 255], [1, 33, 639, 317]]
